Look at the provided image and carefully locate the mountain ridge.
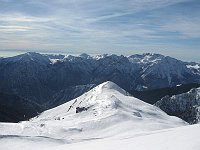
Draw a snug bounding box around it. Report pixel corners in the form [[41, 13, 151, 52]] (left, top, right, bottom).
[[155, 87, 200, 124], [26, 81, 187, 139], [0, 52, 199, 122]]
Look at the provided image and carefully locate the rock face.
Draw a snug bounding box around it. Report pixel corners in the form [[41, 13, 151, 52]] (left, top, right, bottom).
[[0, 52, 200, 122], [155, 88, 200, 124]]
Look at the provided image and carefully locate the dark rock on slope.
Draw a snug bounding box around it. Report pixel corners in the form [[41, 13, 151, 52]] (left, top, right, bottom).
[[155, 88, 200, 124]]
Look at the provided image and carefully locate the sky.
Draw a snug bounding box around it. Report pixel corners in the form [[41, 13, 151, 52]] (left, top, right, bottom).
[[0, 0, 200, 62]]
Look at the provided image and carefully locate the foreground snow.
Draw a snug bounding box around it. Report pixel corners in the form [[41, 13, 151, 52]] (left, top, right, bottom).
[[48, 124, 200, 150], [0, 124, 200, 150], [0, 81, 195, 150]]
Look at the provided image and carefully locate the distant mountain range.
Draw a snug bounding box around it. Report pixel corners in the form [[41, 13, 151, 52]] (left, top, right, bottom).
[[0, 52, 200, 122]]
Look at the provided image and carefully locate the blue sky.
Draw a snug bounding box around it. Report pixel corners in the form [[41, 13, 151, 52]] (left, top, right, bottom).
[[0, 0, 200, 62]]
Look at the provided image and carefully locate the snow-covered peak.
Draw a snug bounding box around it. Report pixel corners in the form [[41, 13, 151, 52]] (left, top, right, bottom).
[[79, 53, 92, 59], [0, 81, 188, 149], [33, 81, 129, 120], [128, 53, 164, 64], [187, 64, 200, 70], [48, 54, 79, 64], [92, 54, 109, 60], [3, 52, 50, 64], [23, 81, 186, 140], [186, 62, 200, 75], [95, 81, 128, 95], [133, 54, 195, 87], [63, 54, 77, 60]]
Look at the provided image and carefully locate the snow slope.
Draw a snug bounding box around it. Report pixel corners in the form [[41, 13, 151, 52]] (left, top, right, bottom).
[[1, 124, 200, 150], [47, 124, 200, 150], [0, 81, 191, 150]]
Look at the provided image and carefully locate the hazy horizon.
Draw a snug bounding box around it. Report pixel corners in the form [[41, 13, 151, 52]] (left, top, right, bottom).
[[0, 0, 199, 62], [0, 49, 199, 63]]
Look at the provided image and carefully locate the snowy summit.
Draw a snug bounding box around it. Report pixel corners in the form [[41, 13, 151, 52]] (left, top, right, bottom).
[[0, 81, 193, 150]]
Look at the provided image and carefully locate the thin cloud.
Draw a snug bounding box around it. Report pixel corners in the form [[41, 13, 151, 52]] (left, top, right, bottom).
[[161, 18, 200, 38], [0, 25, 31, 32], [0, 0, 199, 62]]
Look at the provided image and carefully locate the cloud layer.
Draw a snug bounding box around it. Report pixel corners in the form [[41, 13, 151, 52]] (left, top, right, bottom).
[[0, 0, 199, 61]]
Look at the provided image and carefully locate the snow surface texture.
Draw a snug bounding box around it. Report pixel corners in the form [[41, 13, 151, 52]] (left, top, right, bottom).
[[46, 124, 200, 150], [0, 81, 196, 150]]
